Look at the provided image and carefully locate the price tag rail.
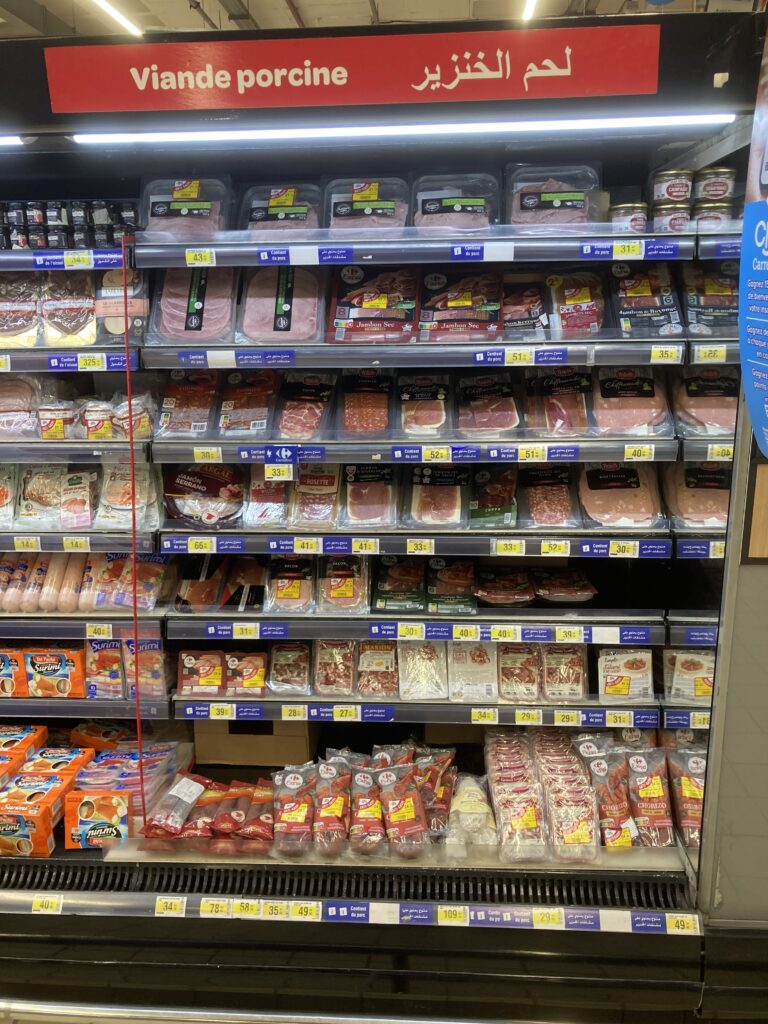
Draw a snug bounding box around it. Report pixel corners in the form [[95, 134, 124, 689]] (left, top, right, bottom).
[[0, 697, 169, 720], [0, 531, 154, 554], [0, 613, 163, 641], [680, 436, 735, 463], [0, 247, 124, 272], [0, 346, 140, 374], [0, 441, 149, 465]]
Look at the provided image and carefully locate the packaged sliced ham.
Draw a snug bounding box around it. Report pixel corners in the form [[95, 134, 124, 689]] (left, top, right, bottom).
[[663, 649, 715, 704], [584, 752, 639, 849], [426, 558, 476, 616], [592, 368, 673, 437], [339, 369, 393, 437], [398, 373, 450, 437], [418, 268, 503, 342], [178, 651, 225, 696], [374, 763, 430, 859], [356, 640, 398, 700], [502, 275, 549, 336], [141, 177, 231, 238], [313, 759, 351, 857], [662, 462, 730, 529], [239, 184, 322, 231], [469, 466, 518, 529], [447, 641, 498, 703], [413, 174, 499, 230], [272, 762, 317, 857], [237, 267, 324, 344], [403, 466, 469, 529], [163, 464, 244, 529], [498, 644, 541, 703], [95, 268, 149, 346], [667, 750, 706, 847], [224, 651, 268, 697], [610, 263, 685, 339], [156, 370, 218, 439], [457, 372, 520, 436], [149, 268, 236, 345], [0, 273, 40, 348], [372, 557, 425, 614], [341, 465, 397, 528], [0, 375, 40, 439], [41, 272, 96, 347], [17, 466, 96, 531], [217, 369, 280, 438], [524, 367, 592, 434], [546, 271, 606, 335], [532, 569, 596, 604], [288, 463, 340, 529], [94, 465, 158, 532], [541, 645, 587, 702], [673, 366, 739, 437], [598, 648, 655, 704], [318, 555, 369, 615], [313, 639, 356, 696], [275, 371, 336, 440], [506, 164, 599, 228], [330, 266, 418, 343], [398, 641, 448, 700], [681, 261, 739, 336], [264, 557, 315, 615], [627, 750, 675, 847], [474, 568, 534, 607], [268, 641, 312, 696], [326, 178, 409, 229], [579, 463, 665, 528], [243, 465, 290, 528], [518, 466, 581, 528], [349, 768, 386, 855]]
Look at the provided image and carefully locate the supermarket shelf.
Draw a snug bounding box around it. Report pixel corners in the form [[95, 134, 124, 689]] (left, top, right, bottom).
[[680, 437, 734, 462], [0, 348, 138, 373], [667, 613, 719, 647], [696, 233, 741, 260], [0, 248, 123, 271], [1, 441, 148, 464], [688, 339, 740, 365], [662, 707, 712, 730], [151, 438, 681, 465], [0, 615, 161, 640], [0, 532, 154, 553], [0, 698, 168, 719], [675, 535, 726, 559], [174, 696, 662, 728]]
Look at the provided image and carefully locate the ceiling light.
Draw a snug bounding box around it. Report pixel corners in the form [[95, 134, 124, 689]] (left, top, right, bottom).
[[88, 0, 143, 36], [522, 0, 538, 18], [72, 113, 736, 146], [0, 136, 24, 146]]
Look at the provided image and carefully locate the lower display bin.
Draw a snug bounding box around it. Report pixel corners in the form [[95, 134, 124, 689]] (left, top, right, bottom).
[[194, 719, 320, 766]]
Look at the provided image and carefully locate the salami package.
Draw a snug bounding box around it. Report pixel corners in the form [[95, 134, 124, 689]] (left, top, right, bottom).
[[532, 569, 596, 604], [163, 464, 245, 529], [447, 642, 498, 703], [673, 366, 739, 437], [236, 778, 274, 849], [663, 649, 715, 704], [610, 263, 685, 339], [498, 644, 541, 703], [217, 370, 281, 438], [372, 557, 426, 614], [313, 639, 357, 695], [237, 266, 324, 344], [180, 779, 230, 838], [349, 768, 387, 856], [627, 750, 675, 847], [418, 267, 503, 342], [457, 371, 520, 437], [272, 763, 318, 858], [469, 466, 518, 530], [524, 367, 593, 434], [592, 368, 673, 437], [313, 759, 352, 857], [502, 275, 549, 336], [584, 752, 639, 850], [517, 467, 582, 529], [239, 183, 322, 231], [473, 568, 535, 607], [374, 763, 431, 859], [579, 463, 665, 529], [413, 174, 499, 229], [426, 558, 476, 616], [398, 641, 448, 700], [275, 372, 337, 441], [264, 557, 316, 615], [267, 641, 312, 696], [243, 465, 291, 528], [338, 370, 394, 438], [141, 177, 231, 237], [156, 370, 218, 440], [327, 179, 410, 230], [148, 268, 236, 345], [288, 463, 341, 529], [541, 645, 587, 702], [680, 261, 739, 336], [402, 466, 469, 529], [356, 641, 399, 700], [224, 651, 268, 697], [598, 649, 655, 704], [330, 265, 418, 343], [545, 271, 606, 335], [318, 556, 369, 615], [667, 750, 706, 848], [662, 462, 731, 530], [397, 373, 451, 437], [341, 465, 397, 528]]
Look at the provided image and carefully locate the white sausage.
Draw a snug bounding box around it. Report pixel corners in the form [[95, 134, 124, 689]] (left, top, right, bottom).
[[78, 554, 104, 613], [0, 553, 19, 597], [56, 553, 87, 613], [3, 555, 36, 613], [20, 555, 52, 613], [38, 552, 70, 612]]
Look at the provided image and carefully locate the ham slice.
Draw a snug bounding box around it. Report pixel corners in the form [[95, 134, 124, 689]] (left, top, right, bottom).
[[402, 400, 445, 433], [674, 371, 738, 435], [158, 269, 234, 342], [241, 267, 320, 343], [579, 464, 663, 527], [347, 481, 393, 524], [662, 463, 730, 528], [411, 485, 462, 525], [592, 369, 670, 436]]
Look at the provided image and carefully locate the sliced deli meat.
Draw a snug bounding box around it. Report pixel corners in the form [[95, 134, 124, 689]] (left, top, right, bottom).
[[525, 367, 592, 434], [141, 177, 230, 238], [498, 645, 541, 703], [289, 463, 340, 528], [681, 261, 739, 336], [313, 640, 356, 696], [0, 273, 40, 348], [457, 372, 520, 436], [662, 461, 730, 529], [163, 464, 244, 528], [519, 466, 581, 528], [157, 370, 218, 439], [373, 557, 426, 614], [418, 268, 503, 341], [398, 641, 449, 700], [610, 262, 684, 338], [398, 373, 449, 436], [239, 267, 323, 344], [217, 369, 280, 439], [579, 463, 664, 528], [340, 370, 392, 436], [275, 371, 336, 440], [153, 268, 235, 344], [239, 184, 322, 231], [541, 644, 587, 701], [42, 272, 96, 347], [405, 466, 468, 528], [356, 640, 399, 699], [426, 558, 476, 617], [532, 569, 596, 604], [469, 466, 518, 529], [342, 465, 397, 527], [592, 367, 672, 436], [318, 555, 368, 615], [673, 366, 739, 436], [473, 569, 535, 606], [507, 164, 599, 228], [330, 266, 418, 343], [413, 174, 499, 230], [502, 275, 549, 335], [265, 557, 315, 615], [327, 179, 409, 230], [546, 271, 606, 335]]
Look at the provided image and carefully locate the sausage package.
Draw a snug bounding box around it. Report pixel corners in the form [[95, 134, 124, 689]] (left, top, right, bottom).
[[498, 644, 541, 703], [356, 640, 399, 700], [598, 648, 655, 704], [584, 752, 640, 850], [457, 372, 520, 437], [663, 649, 715, 704], [243, 465, 291, 528], [447, 642, 498, 703], [313, 639, 356, 696], [372, 557, 426, 614], [330, 266, 418, 342], [398, 641, 448, 700], [402, 467, 470, 529], [239, 183, 322, 231], [524, 367, 593, 434], [592, 368, 673, 437], [268, 641, 312, 696], [541, 645, 587, 702], [272, 762, 317, 858], [288, 463, 341, 529], [338, 370, 394, 439], [680, 261, 739, 336], [426, 558, 476, 616], [318, 555, 369, 615], [397, 373, 452, 437], [579, 463, 666, 529], [374, 763, 430, 859], [148, 268, 236, 346], [264, 556, 316, 615], [610, 263, 685, 339], [662, 462, 731, 530], [469, 466, 518, 529], [445, 775, 498, 858], [326, 178, 410, 230], [275, 372, 337, 441], [237, 266, 325, 345], [627, 750, 674, 847], [413, 174, 499, 229], [667, 750, 706, 848], [313, 759, 351, 857], [341, 465, 397, 528], [673, 366, 739, 437], [349, 768, 387, 856], [418, 268, 503, 342], [217, 370, 281, 438]]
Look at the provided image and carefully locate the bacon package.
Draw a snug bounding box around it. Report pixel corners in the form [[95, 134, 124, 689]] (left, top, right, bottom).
[[163, 464, 244, 529], [149, 268, 236, 345], [457, 372, 520, 436], [275, 372, 336, 440], [318, 556, 368, 615], [579, 463, 665, 529], [313, 759, 352, 857], [238, 266, 324, 344], [610, 263, 684, 339], [265, 556, 315, 615], [349, 768, 386, 856], [418, 268, 503, 342], [217, 370, 280, 438], [313, 639, 356, 696], [627, 750, 675, 847], [356, 640, 399, 699], [667, 750, 706, 848], [339, 370, 393, 437], [289, 463, 341, 529], [592, 368, 673, 437], [374, 763, 430, 859], [584, 752, 639, 849], [341, 465, 397, 528], [330, 265, 418, 343], [272, 762, 318, 858], [268, 641, 311, 696]]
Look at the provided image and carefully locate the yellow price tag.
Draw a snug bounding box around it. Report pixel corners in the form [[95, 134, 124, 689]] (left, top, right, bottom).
[[193, 446, 222, 463], [64, 250, 94, 270], [185, 247, 216, 266], [504, 347, 534, 365], [452, 624, 480, 641], [282, 705, 308, 720], [86, 623, 113, 639], [437, 905, 469, 926], [200, 898, 232, 918], [709, 541, 726, 559], [31, 894, 63, 914], [605, 711, 633, 727], [406, 538, 435, 555], [352, 538, 379, 554], [154, 896, 187, 918], [555, 626, 584, 643], [77, 352, 106, 371], [490, 625, 521, 642], [666, 914, 699, 935], [651, 345, 682, 364], [187, 537, 216, 554], [0, 355, 10, 372], [532, 908, 565, 928], [397, 622, 426, 640], [290, 901, 321, 921], [624, 444, 654, 461], [233, 623, 259, 639], [695, 345, 727, 363], [13, 536, 40, 552], [609, 540, 639, 558], [422, 446, 451, 462], [493, 539, 525, 556], [554, 710, 582, 727], [471, 708, 499, 725], [612, 240, 644, 259], [63, 536, 90, 552], [518, 445, 546, 462], [541, 540, 570, 557], [515, 708, 543, 726], [264, 464, 294, 481], [232, 899, 260, 917], [333, 705, 361, 721], [707, 443, 733, 461], [209, 704, 235, 720], [293, 537, 321, 554], [261, 899, 289, 919], [691, 712, 711, 729]]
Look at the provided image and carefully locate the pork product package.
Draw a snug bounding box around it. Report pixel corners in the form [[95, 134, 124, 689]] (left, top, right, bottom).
[[95, 269, 149, 345], [264, 556, 316, 615], [156, 370, 218, 439], [0, 273, 40, 348], [268, 641, 312, 696], [445, 775, 498, 857], [219, 556, 267, 614], [338, 369, 394, 438], [524, 367, 593, 434], [498, 644, 541, 703], [402, 466, 469, 529], [673, 366, 739, 437], [518, 466, 582, 528], [506, 164, 600, 228], [662, 462, 730, 529], [356, 640, 399, 700], [372, 557, 426, 614], [0, 375, 40, 439], [578, 463, 665, 529], [426, 558, 476, 616], [239, 183, 322, 231], [547, 786, 599, 863], [667, 750, 706, 848], [541, 645, 587, 702], [610, 263, 685, 339], [473, 568, 535, 607], [94, 464, 158, 531], [162, 464, 244, 529], [16, 466, 96, 531], [41, 272, 96, 347], [374, 763, 430, 859], [398, 641, 448, 700], [275, 371, 336, 440], [216, 369, 280, 439], [318, 555, 369, 615], [626, 749, 674, 847], [545, 271, 607, 335], [447, 641, 498, 703], [657, 727, 705, 752], [598, 648, 655, 704], [663, 649, 715, 704], [272, 762, 317, 857], [592, 367, 673, 437], [584, 752, 639, 849], [532, 569, 597, 604], [313, 639, 356, 696], [469, 466, 518, 529], [288, 463, 341, 529], [177, 651, 226, 696], [413, 174, 499, 230], [457, 371, 520, 436], [418, 268, 503, 342], [148, 268, 236, 345], [313, 759, 352, 857], [140, 177, 231, 238], [502, 275, 549, 336], [680, 261, 739, 336], [330, 266, 418, 343], [326, 178, 409, 230], [243, 464, 290, 528], [237, 266, 324, 344], [111, 554, 169, 612], [397, 373, 451, 437], [341, 465, 397, 528], [349, 767, 386, 856]]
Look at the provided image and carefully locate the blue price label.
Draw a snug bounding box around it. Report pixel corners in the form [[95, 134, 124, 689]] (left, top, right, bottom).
[[451, 244, 484, 260], [257, 248, 290, 264], [580, 241, 612, 260], [177, 350, 209, 368], [319, 247, 353, 264], [235, 349, 294, 367]]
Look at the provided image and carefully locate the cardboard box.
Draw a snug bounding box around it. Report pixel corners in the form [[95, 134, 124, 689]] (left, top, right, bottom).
[[65, 790, 134, 850], [21, 747, 95, 776], [194, 720, 319, 767], [0, 726, 48, 757]]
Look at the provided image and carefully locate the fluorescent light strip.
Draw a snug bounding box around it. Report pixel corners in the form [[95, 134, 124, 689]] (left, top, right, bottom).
[[73, 113, 736, 145], [89, 0, 143, 36], [522, 0, 538, 19], [0, 136, 23, 146]]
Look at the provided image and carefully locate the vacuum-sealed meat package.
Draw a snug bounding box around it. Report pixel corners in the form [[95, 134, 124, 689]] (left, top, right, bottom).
[[330, 266, 418, 343], [238, 267, 324, 344], [413, 174, 499, 230], [289, 463, 340, 528], [141, 177, 231, 238], [0, 273, 40, 348], [349, 768, 386, 856], [268, 641, 312, 696], [318, 555, 368, 615], [402, 466, 469, 528], [373, 557, 426, 614], [447, 641, 498, 703], [506, 164, 599, 229], [178, 651, 225, 696], [663, 649, 715, 704], [243, 465, 290, 528], [341, 465, 397, 528], [150, 268, 236, 345], [518, 466, 581, 528], [502, 274, 549, 336], [474, 568, 534, 607], [532, 569, 596, 604], [375, 763, 430, 859], [326, 178, 409, 230], [667, 750, 706, 848], [265, 557, 315, 615], [313, 759, 351, 857], [598, 648, 655, 703], [525, 367, 592, 434], [236, 778, 274, 848], [356, 640, 398, 700], [457, 372, 520, 436], [579, 462, 665, 528], [681, 261, 739, 336], [218, 556, 267, 614], [469, 466, 518, 529], [541, 645, 587, 702], [41, 272, 96, 347], [610, 262, 685, 339], [239, 183, 322, 231], [584, 752, 639, 849], [663, 462, 730, 530], [95, 268, 149, 345], [673, 366, 739, 436], [224, 651, 268, 697], [339, 369, 393, 437], [593, 367, 672, 436], [627, 750, 674, 847], [547, 786, 599, 862], [398, 372, 450, 436], [398, 641, 448, 700], [275, 371, 336, 440], [445, 775, 498, 857], [163, 464, 244, 529], [418, 268, 503, 342], [217, 369, 280, 438], [17, 466, 96, 531], [0, 375, 40, 439], [498, 644, 541, 703], [94, 465, 158, 532], [546, 271, 606, 335], [426, 558, 476, 616], [272, 762, 317, 857], [157, 370, 218, 439], [314, 639, 356, 696]]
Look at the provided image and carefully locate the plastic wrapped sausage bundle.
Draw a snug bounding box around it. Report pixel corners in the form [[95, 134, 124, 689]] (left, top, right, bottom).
[[445, 775, 498, 859], [313, 759, 352, 858], [667, 750, 706, 848], [272, 763, 318, 859], [415, 749, 455, 838], [374, 764, 430, 860], [485, 731, 548, 863], [141, 773, 207, 837], [627, 749, 675, 847], [236, 778, 274, 853], [349, 769, 387, 857], [546, 786, 600, 862], [179, 779, 230, 838], [584, 752, 640, 849], [212, 781, 258, 835]]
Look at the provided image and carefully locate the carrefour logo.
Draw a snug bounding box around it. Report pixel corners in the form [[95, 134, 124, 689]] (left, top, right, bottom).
[[755, 218, 768, 258]]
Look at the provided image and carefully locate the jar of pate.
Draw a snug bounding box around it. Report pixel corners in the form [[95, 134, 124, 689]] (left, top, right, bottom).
[[693, 166, 735, 201], [652, 169, 693, 203], [653, 202, 691, 233], [692, 200, 733, 232], [610, 202, 647, 233]]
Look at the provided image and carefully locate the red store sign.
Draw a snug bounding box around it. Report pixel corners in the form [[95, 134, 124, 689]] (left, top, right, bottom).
[[44, 24, 659, 114]]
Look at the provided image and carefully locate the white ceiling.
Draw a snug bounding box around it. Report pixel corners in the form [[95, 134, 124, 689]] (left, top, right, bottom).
[[0, 0, 755, 37]]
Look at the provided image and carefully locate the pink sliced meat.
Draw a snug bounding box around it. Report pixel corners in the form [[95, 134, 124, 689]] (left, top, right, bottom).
[[348, 481, 392, 523], [402, 400, 445, 433], [241, 268, 320, 342], [412, 485, 461, 525], [459, 395, 519, 433], [278, 400, 324, 440], [159, 268, 234, 341]]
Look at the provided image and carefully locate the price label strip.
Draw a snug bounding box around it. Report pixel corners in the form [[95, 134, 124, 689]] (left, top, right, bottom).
[[185, 247, 216, 267], [31, 894, 63, 915], [200, 898, 232, 918], [471, 708, 499, 725], [155, 896, 187, 918]]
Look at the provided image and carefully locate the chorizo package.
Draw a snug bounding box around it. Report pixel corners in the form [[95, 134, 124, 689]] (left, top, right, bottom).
[[667, 750, 706, 848], [273, 763, 318, 858], [627, 750, 674, 847], [370, 744, 414, 768], [585, 752, 640, 849], [236, 778, 274, 848], [212, 780, 258, 834], [179, 779, 229, 838], [374, 764, 430, 859], [349, 768, 386, 856], [415, 749, 455, 837], [313, 759, 352, 857]]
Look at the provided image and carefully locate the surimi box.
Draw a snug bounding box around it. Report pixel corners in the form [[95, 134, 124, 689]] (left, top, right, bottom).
[[0, 753, 26, 790], [0, 804, 56, 857], [0, 726, 48, 757], [21, 747, 95, 777], [0, 650, 28, 698], [65, 790, 134, 850], [0, 772, 74, 824]]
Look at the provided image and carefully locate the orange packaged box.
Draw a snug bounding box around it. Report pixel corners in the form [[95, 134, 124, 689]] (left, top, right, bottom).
[[0, 725, 48, 757], [0, 772, 74, 823], [0, 772, 75, 855], [70, 722, 130, 752], [0, 649, 27, 697], [0, 752, 26, 789], [21, 747, 95, 777], [65, 790, 134, 850], [24, 647, 86, 698]]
